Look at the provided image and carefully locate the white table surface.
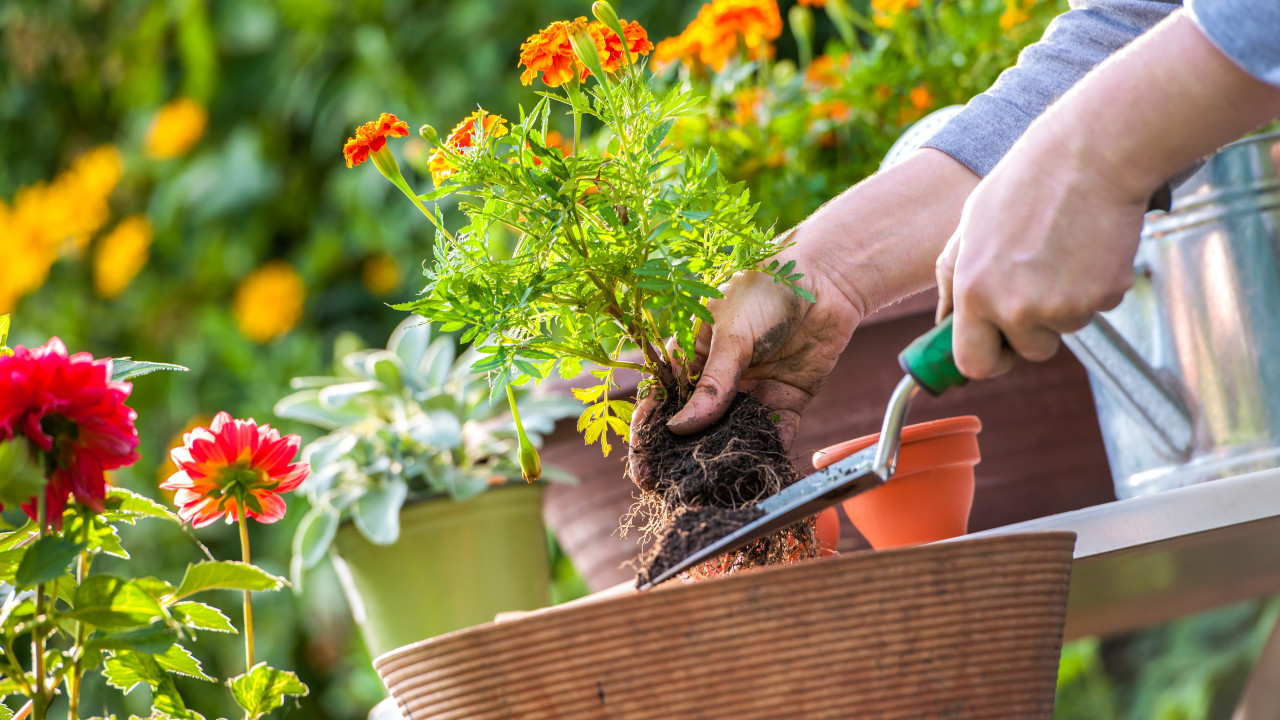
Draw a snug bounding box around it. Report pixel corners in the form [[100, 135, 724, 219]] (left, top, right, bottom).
[[966, 467, 1280, 639]]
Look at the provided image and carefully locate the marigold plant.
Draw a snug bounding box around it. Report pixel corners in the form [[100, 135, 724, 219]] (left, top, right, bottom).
[[346, 3, 808, 457]]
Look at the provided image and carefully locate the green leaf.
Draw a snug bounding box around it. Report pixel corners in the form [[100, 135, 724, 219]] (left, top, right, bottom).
[[102, 488, 180, 523], [0, 440, 44, 509], [103, 650, 168, 693], [70, 576, 165, 628], [0, 701, 12, 720], [155, 644, 213, 682], [0, 314, 9, 350], [88, 623, 180, 655], [15, 536, 85, 587], [352, 479, 406, 546], [170, 601, 236, 633], [228, 662, 309, 718], [110, 359, 189, 382], [172, 561, 286, 601], [293, 505, 339, 569]]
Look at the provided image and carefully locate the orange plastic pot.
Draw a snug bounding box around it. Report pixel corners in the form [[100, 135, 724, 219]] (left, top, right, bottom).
[[812, 416, 981, 550]]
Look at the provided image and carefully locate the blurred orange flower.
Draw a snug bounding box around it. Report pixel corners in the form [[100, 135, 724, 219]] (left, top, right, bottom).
[[910, 84, 933, 111], [655, 0, 782, 72], [804, 53, 848, 89], [94, 215, 153, 299], [343, 113, 410, 169], [428, 110, 509, 185], [798, 0, 826, 5]]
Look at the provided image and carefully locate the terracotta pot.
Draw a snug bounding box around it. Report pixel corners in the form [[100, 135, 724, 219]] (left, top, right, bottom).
[[813, 415, 981, 550], [375, 532, 1076, 720], [814, 507, 840, 557]]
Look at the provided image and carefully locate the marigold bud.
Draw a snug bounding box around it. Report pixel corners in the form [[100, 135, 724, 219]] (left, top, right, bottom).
[[568, 22, 606, 82], [506, 385, 543, 482], [419, 124, 438, 143], [592, 2, 626, 43], [789, 5, 815, 47]]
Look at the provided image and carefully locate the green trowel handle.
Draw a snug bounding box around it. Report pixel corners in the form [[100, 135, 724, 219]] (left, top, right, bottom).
[[899, 315, 966, 396]]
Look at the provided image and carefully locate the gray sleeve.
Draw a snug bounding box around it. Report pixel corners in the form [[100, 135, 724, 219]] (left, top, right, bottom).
[[1187, 0, 1280, 87], [923, 0, 1182, 178]]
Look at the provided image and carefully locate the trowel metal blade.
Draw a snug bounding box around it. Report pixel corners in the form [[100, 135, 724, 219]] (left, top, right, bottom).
[[639, 444, 886, 589]]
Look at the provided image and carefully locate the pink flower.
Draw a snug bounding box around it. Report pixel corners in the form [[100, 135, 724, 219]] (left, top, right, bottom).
[[162, 412, 309, 527], [0, 338, 139, 527]]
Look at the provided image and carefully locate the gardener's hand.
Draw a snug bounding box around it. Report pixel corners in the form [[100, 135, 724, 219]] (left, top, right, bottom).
[[628, 149, 979, 483], [934, 141, 1144, 378]]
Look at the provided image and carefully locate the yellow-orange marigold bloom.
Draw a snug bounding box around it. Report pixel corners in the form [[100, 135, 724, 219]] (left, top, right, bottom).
[[343, 113, 410, 169], [1000, 6, 1030, 29], [145, 99, 208, 160], [233, 261, 305, 343], [544, 130, 574, 157], [805, 53, 848, 89], [428, 110, 509, 185], [94, 215, 153, 298], [871, 0, 920, 26]]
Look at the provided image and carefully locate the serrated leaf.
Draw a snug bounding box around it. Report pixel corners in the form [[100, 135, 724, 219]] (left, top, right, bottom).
[[103, 488, 180, 523], [70, 576, 165, 628], [15, 536, 85, 587], [103, 651, 168, 693], [229, 662, 310, 717], [171, 561, 286, 601], [110, 359, 189, 382], [170, 602, 236, 633], [155, 644, 213, 682]]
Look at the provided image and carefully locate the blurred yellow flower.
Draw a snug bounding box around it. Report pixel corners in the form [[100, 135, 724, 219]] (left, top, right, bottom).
[[871, 0, 920, 27], [94, 215, 153, 298], [145, 98, 208, 160], [362, 254, 402, 296], [999, 1, 1031, 29], [233, 261, 306, 343], [0, 144, 123, 311]]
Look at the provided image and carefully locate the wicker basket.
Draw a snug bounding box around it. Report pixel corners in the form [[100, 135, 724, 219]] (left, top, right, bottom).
[[375, 532, 1075, 719]]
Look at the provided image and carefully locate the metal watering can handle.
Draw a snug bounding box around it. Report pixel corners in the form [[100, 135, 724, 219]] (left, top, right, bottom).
[[1062, 318, 1193, 461], [899, 315, 1194, 462]]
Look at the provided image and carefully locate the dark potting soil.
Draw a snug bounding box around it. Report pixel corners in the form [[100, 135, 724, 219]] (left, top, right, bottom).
[[627, 384, 817, 587]]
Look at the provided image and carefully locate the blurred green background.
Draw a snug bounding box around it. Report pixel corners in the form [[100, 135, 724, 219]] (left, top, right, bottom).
[[1, 0, 1273, 717]]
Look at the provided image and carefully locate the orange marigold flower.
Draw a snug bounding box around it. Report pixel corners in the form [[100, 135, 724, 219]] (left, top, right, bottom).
[[162, 411, 309, 527], [804, 53, 848, 89], [871, 0, 920, 26], [428, 110, 510, 185], [909, 84, 933, 111], [655, 0, 782, 72], [519, 18, 592, 87], [999, 6, 1030, 29], [343, 112, 410, 169], [597, 20, 654, 72]]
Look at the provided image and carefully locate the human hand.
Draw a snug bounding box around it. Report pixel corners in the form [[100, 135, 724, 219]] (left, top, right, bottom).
[[628, 149, 980, 484], [934, 128, 1147, 379]]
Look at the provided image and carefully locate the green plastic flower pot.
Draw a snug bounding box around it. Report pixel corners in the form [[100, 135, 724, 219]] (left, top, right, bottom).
[[332, 483, 551, 658]]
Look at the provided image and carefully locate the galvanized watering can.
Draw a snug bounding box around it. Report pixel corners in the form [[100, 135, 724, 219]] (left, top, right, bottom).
[[886, 111, 1280, 498]]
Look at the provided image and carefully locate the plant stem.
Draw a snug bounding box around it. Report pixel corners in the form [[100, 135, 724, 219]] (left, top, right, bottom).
[[66, 514, 92, 719], [32, 494, 47, 720], [237, 500, 255, 670]]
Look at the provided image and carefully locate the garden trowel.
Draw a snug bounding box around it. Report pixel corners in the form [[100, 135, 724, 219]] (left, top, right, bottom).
[[639, 315, 968, 590]]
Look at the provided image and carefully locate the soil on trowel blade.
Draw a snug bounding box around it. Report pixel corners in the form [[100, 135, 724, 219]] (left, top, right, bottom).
[[627, 383, 817, 587]]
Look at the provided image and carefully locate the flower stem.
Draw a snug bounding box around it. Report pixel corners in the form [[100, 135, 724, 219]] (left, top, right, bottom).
[[67, 513, 92, 719], [32, 494, 47, 720], [237, 500, 255, 670]]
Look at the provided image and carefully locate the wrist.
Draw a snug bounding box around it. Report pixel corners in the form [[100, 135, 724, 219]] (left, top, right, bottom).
[[785, 148, 979, 317]]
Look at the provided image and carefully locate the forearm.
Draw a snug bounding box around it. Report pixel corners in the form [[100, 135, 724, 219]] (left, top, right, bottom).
[[1031, 10, 1280, 201], [785, 148, 979, 318]]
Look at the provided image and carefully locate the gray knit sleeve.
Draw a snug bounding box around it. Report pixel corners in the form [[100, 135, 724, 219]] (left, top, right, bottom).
[[923, 0, 1183, 178], [1187, 0, 1280, 87]]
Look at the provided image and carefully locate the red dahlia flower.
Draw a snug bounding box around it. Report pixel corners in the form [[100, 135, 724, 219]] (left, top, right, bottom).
[[0, 338, 139, 527], [162, 411, 308, 527]]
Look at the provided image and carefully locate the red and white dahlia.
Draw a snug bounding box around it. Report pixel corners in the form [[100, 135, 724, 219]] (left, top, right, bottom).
[[0, 338, 140, 526], [162, 411, 309, 527]]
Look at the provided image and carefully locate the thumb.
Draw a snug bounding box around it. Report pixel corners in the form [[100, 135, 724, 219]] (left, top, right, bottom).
[[666, 329, 751, 435], [935, 229, 962, 323]]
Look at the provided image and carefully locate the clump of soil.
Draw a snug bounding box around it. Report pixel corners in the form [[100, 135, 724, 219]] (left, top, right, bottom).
[[627, 383, 817, 587]]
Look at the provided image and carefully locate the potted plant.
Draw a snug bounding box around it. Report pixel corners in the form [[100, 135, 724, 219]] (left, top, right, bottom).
[[343, 2, 823, 582], [275, 317, 579, 657]]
